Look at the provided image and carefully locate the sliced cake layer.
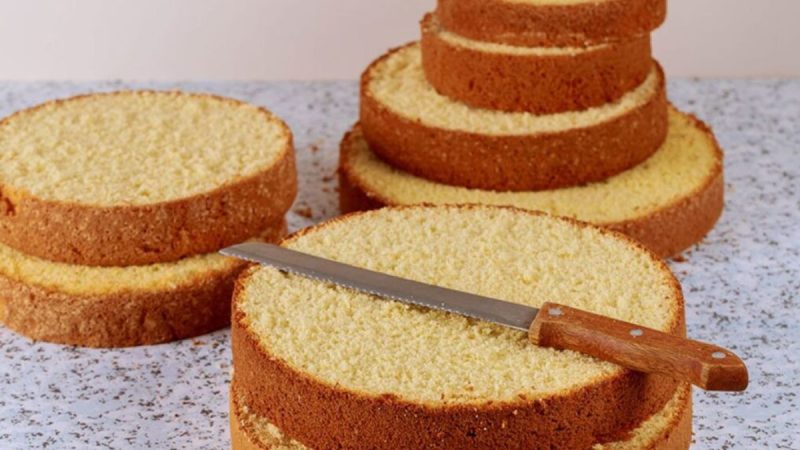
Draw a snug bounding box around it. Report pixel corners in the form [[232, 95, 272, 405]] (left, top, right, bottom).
[[421, 13, 652, 113], [0, 220, 286, 348], [0, 91, 297, 267], [230, 381, 692, 450], [436, 0, 666, 47], [340, 107, 724, 258], [361, 44, 667, 192], [232, 205, 685, 449]]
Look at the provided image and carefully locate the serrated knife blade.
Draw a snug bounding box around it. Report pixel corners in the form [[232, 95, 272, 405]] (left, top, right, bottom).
[[221, 242, 538, 332]]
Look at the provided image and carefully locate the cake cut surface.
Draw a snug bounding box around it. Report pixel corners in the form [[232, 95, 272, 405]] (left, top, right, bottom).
[[240, 209, 679, 401], [436, 22, 608, 56], [0, 91, 297, 266], [232, 206, 685, 449], [0, 91, 288, 205], [368, 44, 659, 136], [341, 108, 724, 257], [0, 220, 286, 347], [0, 234, 241, 297]]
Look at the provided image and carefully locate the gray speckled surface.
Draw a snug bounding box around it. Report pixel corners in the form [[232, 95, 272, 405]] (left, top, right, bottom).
[[0, 79, 798, 449]]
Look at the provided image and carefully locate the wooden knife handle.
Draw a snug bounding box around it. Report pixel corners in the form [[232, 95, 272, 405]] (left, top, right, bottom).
[[529, 302, 749, 391]]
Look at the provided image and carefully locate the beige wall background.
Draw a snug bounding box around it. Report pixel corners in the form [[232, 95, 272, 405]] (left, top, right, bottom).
[[0, 0, 798, 80]]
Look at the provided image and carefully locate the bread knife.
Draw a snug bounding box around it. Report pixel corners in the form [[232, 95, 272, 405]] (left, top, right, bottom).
[[221, 242, 748, 392]]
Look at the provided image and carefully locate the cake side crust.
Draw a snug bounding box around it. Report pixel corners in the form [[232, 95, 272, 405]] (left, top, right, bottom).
[[421, 14, 653, 113], [339, 112, 725, 259], [0, 91, 298, 267], [360, 44, 668, 192], [0, 220, 287, 348], [436, 0, 667, 47]]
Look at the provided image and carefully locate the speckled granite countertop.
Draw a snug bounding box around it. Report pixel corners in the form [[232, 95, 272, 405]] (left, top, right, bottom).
[[0, 80, 798, 449]]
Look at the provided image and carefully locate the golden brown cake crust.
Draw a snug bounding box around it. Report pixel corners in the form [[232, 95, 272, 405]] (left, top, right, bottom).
[[230, 381, 305, 450], [421, 14, 652, 113], [231, 206, 685, 450], [0, 91, 298, 267], [0, 220, 286, 348], [652, 389, 693, 450], [338, 114, 724, 259], [360, 45, 668, 192], [436, 0, 666, 47], [229, 381, 693, 450], [230, 394, 264, 450]]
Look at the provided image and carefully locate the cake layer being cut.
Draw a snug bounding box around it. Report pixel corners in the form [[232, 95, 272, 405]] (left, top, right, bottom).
[[437, 0, 666, 47], [0, 220, 286, 348], [340, 107, 724, 258], [361, 44, 667, 192], [421, 13, 652, 113], [230, 381, 692, 450], [0, 91, 297, 267], [232, 205, 685, 450]]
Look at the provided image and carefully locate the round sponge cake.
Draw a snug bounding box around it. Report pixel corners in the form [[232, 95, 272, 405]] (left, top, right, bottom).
[[0, 91, 297, 266], [232, 206, 686, 449], [340, 107, 724, 258], [437, 0, 667, 47], [421, 13, 653, 113], [360, 43, 667, 191], [229, 382, 693, 450], [0, 220, 285, 348]]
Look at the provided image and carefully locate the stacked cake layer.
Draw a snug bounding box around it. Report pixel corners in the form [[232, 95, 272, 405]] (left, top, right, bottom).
[[230, 206, 693, 449], [421, 13, 654, 113], [0, 91, 297, 347], [343, 1, 724, 258], [436, 0, 667, 46], [361, 43, 667, 191], [230, 1, 722, 447], [231, 384, 693, 450], [340, 107, 723, 259]]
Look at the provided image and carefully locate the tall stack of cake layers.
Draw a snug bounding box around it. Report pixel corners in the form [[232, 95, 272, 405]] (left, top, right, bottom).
[[0, 91, 297, 348], [339, 0, 725, 259], [230, 3, 703, 448], [230, 205, 694, 450]]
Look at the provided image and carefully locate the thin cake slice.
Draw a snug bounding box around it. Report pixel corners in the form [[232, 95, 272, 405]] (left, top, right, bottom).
[[421, 13, 652, 113], [361, 43, 667, 192], [232, 205, 686, 449], [437, 0, 666, 47], [340, 107, 724, 258], [0, 220, 286, 348], [229, 382, 693, 450], [0, 91, 297, 266]]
